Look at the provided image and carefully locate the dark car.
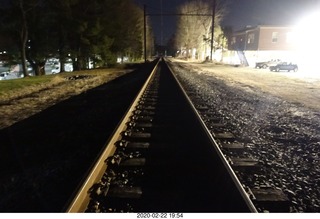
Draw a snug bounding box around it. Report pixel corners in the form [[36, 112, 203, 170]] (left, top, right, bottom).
[[255, 59, 281, 69], [269, 62, 298, 72]]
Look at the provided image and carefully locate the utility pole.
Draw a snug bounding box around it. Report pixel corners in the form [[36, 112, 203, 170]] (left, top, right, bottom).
[[144, 5, 147, 63], [160, 0, 163, 46], [144, 2, 215, 62], [210, 0, 216, 61]]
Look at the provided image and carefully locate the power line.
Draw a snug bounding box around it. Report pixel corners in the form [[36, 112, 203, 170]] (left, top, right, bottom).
[[146, 13, 213, 16], [143, 0, 216, 62], [160, 0, 163, 46]]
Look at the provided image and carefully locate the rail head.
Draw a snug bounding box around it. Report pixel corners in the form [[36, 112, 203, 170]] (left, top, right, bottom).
[[66, 58, 257, 213], [164, 58, 258, 213], [66, 59, 161, 212]]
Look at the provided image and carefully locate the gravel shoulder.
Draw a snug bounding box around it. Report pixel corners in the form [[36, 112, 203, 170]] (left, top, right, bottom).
[[169, 59, 320, 212]]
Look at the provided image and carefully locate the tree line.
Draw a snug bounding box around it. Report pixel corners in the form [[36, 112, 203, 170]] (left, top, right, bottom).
[[174, 0, 228, 60], [0, 0, 153, 76]]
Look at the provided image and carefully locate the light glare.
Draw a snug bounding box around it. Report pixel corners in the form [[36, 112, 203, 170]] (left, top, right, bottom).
[[293, 9, 320, 74]]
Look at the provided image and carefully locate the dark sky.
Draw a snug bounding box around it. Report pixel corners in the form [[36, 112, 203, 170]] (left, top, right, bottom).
[[134, 0, 319, 45]]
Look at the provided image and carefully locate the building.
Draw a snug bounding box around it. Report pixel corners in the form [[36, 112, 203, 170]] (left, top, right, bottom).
[[228, 25, 299, 67]]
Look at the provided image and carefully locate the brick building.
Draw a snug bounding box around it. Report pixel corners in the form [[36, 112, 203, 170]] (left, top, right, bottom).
[[228, 25, 299, 67]]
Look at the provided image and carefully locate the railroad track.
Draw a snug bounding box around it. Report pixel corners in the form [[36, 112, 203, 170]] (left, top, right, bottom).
[[66, 58, 257, 213], [167, 60, 292, 213]]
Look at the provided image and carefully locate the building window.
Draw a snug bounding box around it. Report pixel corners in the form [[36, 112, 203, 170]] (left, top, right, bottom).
[[247, 33, 255, 44], [272, 32, 278, 43]]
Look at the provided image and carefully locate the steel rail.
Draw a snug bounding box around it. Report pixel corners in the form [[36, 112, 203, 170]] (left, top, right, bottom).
[[66, 58, 257, 213], [66, 59, 161, 212], [165, 58, 258, 213]]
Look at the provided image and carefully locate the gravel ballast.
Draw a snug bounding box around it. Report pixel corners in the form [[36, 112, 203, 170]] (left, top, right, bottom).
[[168, 60, 320, 212]]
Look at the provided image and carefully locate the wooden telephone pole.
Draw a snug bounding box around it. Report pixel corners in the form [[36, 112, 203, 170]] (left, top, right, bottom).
[[210, 0, 216, 61]]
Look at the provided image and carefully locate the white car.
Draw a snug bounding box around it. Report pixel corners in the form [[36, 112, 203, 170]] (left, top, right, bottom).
[[51, 66, 60, 74], [0, 72, 9, 80], [51, 63, 73, 74], [0, 72, 20, 80]]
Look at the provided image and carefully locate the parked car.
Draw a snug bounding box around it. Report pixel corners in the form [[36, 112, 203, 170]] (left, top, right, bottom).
[[0, 72, 21, 80], [255, 59, 281, 69], [51, 66, 60, 74], [0, 72, 9, 80], [269, 62, 298, 72], [51, 63, 73, 74]]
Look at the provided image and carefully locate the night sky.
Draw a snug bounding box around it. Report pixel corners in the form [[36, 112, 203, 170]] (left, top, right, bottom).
[[1, 0, 319, 45], [134, 0, 320, 45]]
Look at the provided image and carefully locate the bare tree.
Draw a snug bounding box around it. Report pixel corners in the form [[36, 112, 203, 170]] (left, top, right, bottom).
[[175, 0, 225, 60]]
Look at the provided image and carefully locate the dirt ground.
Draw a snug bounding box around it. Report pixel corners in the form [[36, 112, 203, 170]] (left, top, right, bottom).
[[1, 59, 320, 212], [0, 70, 131, 129], [2, 61, 319, 129], [176, 60, 320, 112]]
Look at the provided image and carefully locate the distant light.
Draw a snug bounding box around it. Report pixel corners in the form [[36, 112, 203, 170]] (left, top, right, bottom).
[[293, 8, 320, 74], [295, 10, 320, 49]]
